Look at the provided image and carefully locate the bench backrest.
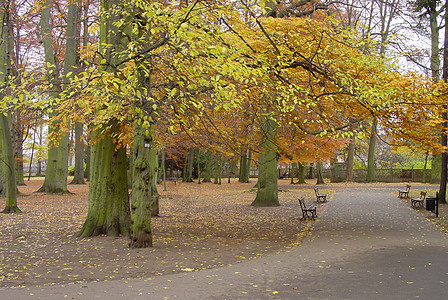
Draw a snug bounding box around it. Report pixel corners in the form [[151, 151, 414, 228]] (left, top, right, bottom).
[[314, 188, 319, 196], [419, 191, 427, 200], [405, 184, 411, 192], [298, 197, 306, 210]]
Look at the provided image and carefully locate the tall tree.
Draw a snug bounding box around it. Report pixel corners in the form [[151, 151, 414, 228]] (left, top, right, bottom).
[[0, 0, 20, 213], [38, 0, 69, 193], [78, 0, 131, 237]]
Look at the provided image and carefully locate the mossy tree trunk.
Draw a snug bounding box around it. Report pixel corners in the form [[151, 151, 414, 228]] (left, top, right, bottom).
[[0, 114, 20, 213], [251, 118, 279, 207], [130, 124, 153, 248], [71, 122, 85, 184], [239, 149, 251, 183], [297, 162, 306, 184], [214, 153, 222, 185], [78, 127, 130, 237], [38, 0, 69, 193], [202, 150, 212, 182], [150, 148, 159, 216], [0, 0, 20, 213], [79, 0, 131, 237]]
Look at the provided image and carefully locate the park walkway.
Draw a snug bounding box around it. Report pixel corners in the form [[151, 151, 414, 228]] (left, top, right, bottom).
[[1, 186, 448, 299]]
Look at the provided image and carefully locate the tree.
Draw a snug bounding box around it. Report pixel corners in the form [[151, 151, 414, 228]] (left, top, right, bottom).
[[38, 0, 69, 193], [78, 0, 131, 237], [0, 0, 20, 213]]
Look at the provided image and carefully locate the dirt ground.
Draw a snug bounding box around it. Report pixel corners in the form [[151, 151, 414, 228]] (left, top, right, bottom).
[[0, 179, 323, 288]]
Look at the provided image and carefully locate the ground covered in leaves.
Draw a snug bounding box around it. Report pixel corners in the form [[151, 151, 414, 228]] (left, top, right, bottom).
[[0, 179, 321, 288]]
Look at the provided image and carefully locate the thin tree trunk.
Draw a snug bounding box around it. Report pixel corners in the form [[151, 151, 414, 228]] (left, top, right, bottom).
[[202, 150, 212, 182], [439, 0, 448, 204], [366, 118, 377, 182], [297, 162, 306, 184], [345, 124, 356, 182]]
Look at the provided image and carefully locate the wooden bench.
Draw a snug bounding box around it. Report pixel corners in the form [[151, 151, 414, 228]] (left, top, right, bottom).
[[398, 184, 411, 198], [298, 197, 317, 220], [314, 188, 327, 203], [166, 177, 178, 185], [411, 191, 426, 209]]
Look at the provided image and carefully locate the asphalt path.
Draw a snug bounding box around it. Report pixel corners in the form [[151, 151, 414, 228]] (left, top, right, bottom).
[[1, 185, 448, 299]]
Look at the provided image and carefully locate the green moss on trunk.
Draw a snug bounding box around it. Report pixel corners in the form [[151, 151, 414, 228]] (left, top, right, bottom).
[[78, 127, 131, 237], [130, 124, 153, 248], [251, 118, 279, 207]]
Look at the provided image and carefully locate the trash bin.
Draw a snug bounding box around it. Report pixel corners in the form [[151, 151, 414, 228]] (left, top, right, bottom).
[[426, 196, 436, 211]]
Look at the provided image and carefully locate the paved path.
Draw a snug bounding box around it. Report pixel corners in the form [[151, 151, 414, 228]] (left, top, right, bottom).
[[2, 186, 448, 299]]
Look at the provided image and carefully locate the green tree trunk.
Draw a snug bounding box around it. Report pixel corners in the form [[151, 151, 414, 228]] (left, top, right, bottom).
[[345, 123, 356, 182], [202, 150, 212, 182], [38, 0, 69, 193], [251, 118, 279, 207], [78, 126, 131, 237], [130, 124, 153, 248], [150, 148, 159, 216], [71, 122, 85, 184], [161, 149, 167, 191], [239, 149, 248, 182], [366, 118, 377, 182], [79, 0, 131, 237], [239, 149, 251, 183], [214, 153, 222, 185], [0, 0, 19, 213]]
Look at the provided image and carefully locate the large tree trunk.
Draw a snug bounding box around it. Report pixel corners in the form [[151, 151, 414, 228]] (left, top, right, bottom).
[[38, 0, 69, 193], [79, 0, 131, 236], [130, 124, 153, 248], [0, 0, 19, 213], [297, 162, 306, 184], [0, 115, 19, 213], [251, 118, 279, 207], [78, 126, 131, 237]]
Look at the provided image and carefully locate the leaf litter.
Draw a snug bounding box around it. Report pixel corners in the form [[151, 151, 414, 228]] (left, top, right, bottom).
[[0, 179, 321, 288]]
